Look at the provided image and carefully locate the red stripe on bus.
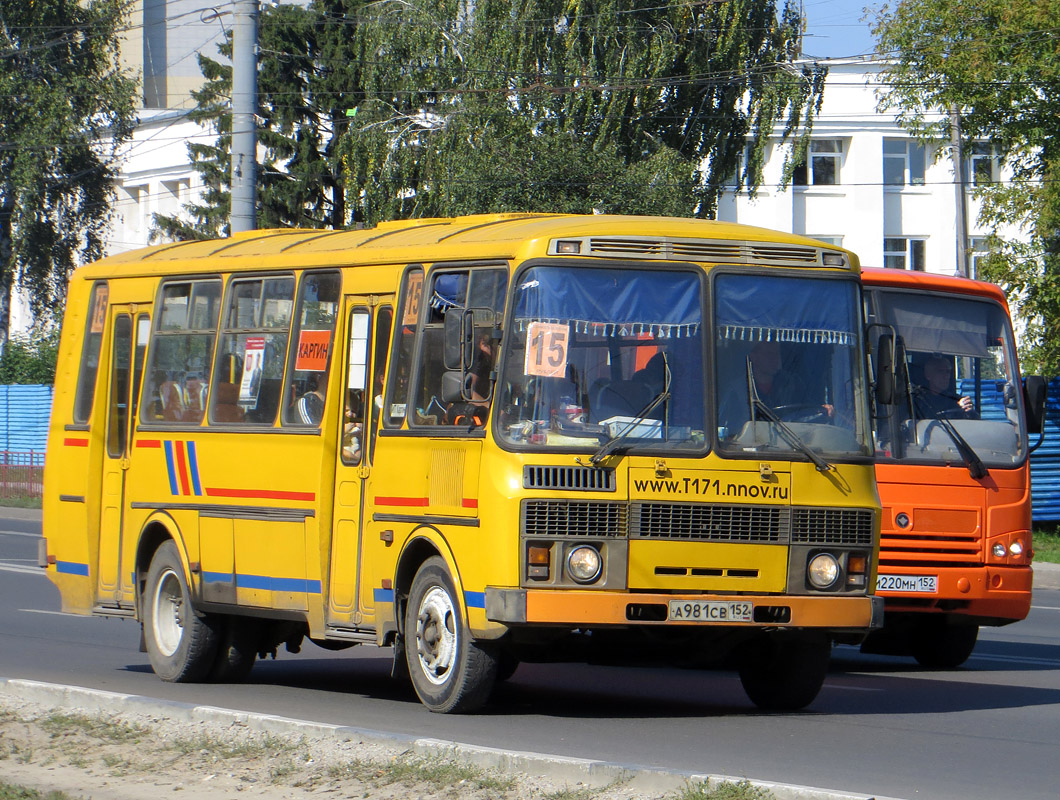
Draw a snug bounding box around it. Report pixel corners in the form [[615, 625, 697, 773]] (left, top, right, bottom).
[[174, 443, 191, 496], [135, 440, 162, 448], [375, 496, 430, 507], [205, 487, 316, 502], [64, 438, 89, 447]]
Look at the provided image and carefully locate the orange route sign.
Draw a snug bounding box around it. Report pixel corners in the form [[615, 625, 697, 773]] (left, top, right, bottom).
[[295, 329, 331, 371]]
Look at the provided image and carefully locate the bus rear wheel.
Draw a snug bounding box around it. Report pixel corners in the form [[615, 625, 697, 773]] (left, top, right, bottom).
[[738, 633, 831, 711], [143, 541, 219, 682], [404, 557, 497, 713], [909, 617, 979, 669]]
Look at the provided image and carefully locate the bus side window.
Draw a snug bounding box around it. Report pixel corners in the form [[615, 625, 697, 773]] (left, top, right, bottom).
[[383, 267, 423, 428], [370, 306, 393, 460], [73, 281, 109, 424], [342, 308, 370, 465], [210, 275, 295, 426], [283, 271, 342, 427], [141, 280, 222, 425]]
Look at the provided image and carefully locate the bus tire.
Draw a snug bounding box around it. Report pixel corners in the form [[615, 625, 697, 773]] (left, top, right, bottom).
[[143, 541, 219, 683], [404, 557, 497, 713], [910, 618, 978, 669], [209, 617, 259, 683], [738, 633, 830, 711]]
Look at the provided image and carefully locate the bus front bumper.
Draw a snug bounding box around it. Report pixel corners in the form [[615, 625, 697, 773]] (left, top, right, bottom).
[[485, 589, 883, 632]]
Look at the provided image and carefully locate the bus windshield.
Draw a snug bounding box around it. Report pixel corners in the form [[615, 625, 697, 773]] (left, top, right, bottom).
[[497, 265, 706, 453], [868, 288, 1025, 469], [715, 273, 872, 461]]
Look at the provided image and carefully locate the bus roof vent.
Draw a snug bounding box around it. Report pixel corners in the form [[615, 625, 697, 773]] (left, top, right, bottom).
[[560, 236, 824, 266], [523, 465, 616, 492]]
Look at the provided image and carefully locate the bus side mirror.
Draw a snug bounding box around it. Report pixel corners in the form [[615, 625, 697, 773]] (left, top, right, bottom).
[[443, 309, 474, 371], [874, 333, 907, 406], [1024, 375, 1047, 435], [441, 370, 471, 404]]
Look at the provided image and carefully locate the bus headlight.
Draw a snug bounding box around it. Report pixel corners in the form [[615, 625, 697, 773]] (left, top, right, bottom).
[[567, 545, 602, 584], [1009, 540, 1024, 557], [808, 553, 840, 589]]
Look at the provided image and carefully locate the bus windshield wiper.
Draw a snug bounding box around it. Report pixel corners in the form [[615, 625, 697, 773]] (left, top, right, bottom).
[[590, 357, 671, 466], [914, 389, 987, 479], [746, 359, 832, 473]]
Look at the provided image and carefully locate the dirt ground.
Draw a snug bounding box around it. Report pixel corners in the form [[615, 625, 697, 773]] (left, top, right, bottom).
[[0, 692, 751, 800]]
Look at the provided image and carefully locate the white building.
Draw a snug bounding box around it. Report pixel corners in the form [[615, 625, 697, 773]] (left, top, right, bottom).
[[717, 57, 1013, 276]]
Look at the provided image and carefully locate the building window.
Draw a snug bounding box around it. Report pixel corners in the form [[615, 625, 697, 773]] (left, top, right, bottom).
[[883, 138, 926, 186], [793, 140, 842, 186], [884, 238, 927, 271], [969, 144, 998, 186], [971, 237, 991, 275], [810, 236, 843, 247]]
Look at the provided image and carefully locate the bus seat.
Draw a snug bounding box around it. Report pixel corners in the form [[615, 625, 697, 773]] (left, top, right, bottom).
[[212, 383, 244, 423]]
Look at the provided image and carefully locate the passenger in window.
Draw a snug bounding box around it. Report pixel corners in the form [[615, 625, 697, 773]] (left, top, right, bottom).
[[159, 372, 185, 421], [342, 389, 364, 464], [914, 355, 976, 419], [293, 371, 328, 425], [182, 372, 208, 421]]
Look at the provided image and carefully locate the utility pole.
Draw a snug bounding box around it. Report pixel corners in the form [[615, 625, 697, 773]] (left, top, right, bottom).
[[950, 107, 970, 278], [230, 0, 258, 234]]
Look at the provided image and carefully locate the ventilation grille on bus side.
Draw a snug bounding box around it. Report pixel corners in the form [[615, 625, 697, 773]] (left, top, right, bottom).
[[523, 465, 616, 492], [631, 503, 788, 543], [522, 501, 627, 537], [791, 508, 875, 546]]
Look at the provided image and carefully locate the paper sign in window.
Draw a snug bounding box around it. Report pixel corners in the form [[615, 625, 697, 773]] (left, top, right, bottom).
[[239, 336, 265, 405], [402, 272, 424, 326], [90, 286, 109, 333], [524, 322, 569, 378], [295, 329, 331, 372]]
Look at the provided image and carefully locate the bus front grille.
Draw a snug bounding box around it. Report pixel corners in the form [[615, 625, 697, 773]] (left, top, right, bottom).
[[521, 500, 627, 538], [631, 503, 788, 543], [791, 508, 875, 546], [523, 465, 616, 492]]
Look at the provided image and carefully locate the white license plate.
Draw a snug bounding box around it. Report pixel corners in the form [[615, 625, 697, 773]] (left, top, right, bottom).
[[668, 600, 753, 622], [876, 574, 938, 593]]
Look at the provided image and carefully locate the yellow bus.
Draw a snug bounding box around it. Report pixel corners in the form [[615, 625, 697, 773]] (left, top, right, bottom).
[[42, 213, 882, 712]]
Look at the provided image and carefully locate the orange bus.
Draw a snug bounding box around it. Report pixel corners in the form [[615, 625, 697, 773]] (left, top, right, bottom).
[[862, 268, 1046, 666]]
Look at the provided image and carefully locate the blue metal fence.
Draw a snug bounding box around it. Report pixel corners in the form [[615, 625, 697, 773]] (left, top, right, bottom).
[[1030, 378, 1060, 523], [0, 384, 53, 453]]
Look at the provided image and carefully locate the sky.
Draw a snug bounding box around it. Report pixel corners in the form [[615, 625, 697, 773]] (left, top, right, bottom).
[[800, 0, 883, 59]]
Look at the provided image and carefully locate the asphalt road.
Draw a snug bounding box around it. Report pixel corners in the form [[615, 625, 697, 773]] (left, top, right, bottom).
[[3, 509, 1060, 800]]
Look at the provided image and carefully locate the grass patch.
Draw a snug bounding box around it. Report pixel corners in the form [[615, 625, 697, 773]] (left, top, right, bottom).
[[39, 713, 145, 744], [1034, 526, 1060, 563], [542, 787, 597, 800], [0, 496, 41, 510], [677, 780, 776, 800], [0, 783, 74, 800], [168, 732, 292, 760], [377, 756, 514, 792]]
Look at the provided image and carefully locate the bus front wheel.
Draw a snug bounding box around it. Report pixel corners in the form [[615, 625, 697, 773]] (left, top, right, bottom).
[[404, 557, 498, 713], [143, 541, 219, 682], [738, 633, 830, 711], [909, 618, 979, 669]]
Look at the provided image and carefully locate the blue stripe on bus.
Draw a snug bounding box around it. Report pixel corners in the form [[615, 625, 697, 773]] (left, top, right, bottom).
[[163, 441, 179, 495], [374, 588, 395, 603], [186, 441, 203, 496], [464, 591, 486, 609], [234, 574, 322, 594], [202, 571, 234, 584], [56, 561, 89, 576]]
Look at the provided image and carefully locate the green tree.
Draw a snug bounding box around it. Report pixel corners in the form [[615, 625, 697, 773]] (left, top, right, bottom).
[[162, 0, 823, 234], [342, 0, 825, 221], [0, 327, 58, 384], [0, 0, 137, 343], [874, 0, 1060, 378]]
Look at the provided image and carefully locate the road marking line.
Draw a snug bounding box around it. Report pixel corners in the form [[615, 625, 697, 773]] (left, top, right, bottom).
[[970, 653, 1060, 667], [0, 563, 43, 575], [825, 684, 882, 692], [0, 530, 41, 539], [19, 609, 85, 617], [1030, 605, 1060, 611]]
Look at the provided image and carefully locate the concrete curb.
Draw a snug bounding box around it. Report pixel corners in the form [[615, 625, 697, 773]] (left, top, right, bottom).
[[1033, 561, 1060, 591], [0, 677, 905, 800]]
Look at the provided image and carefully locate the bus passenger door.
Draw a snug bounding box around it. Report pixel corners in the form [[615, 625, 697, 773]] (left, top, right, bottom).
[[97, 308, 150, 608], [326, 300, 392, 628]]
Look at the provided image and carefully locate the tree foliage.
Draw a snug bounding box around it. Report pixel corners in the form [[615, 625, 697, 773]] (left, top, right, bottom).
[[874, 0, 1060, 378], [162, 0, 824, 236], [0, 327, 58, 384], [0, 0, 137, 342]]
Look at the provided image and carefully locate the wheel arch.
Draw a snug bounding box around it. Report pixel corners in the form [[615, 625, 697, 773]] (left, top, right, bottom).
[[134, 512, 185, 617], [392, 526, 465, 641]]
